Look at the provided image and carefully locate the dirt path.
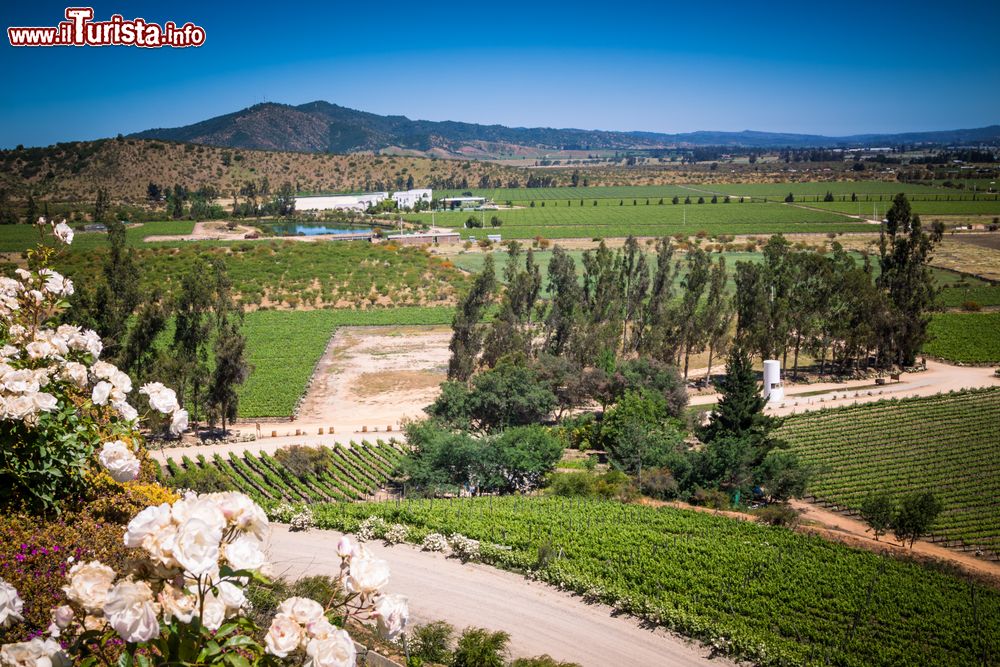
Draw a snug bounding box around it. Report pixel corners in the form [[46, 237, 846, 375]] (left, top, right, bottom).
[[788, 500, 1000, 584], [266, 525, 732, 667], [689, 360, 1000, 416]]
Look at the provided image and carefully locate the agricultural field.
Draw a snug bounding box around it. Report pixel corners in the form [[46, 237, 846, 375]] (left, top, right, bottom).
[[52, 239, 469, 309], [807, 199, 1000, 217], [159, 441, 403, 501], [304, 496, 1000, 667], [923, 312, 1000, 363], [0, 219, 196, 253], [781, 389, 1000, 553], [408, 201, 871, 239], [237, 307, 454, 417]]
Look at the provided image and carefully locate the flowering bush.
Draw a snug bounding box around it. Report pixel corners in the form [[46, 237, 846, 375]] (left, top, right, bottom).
[[355, 516, 388, 543], [289, 507, 315, 532], [420, 533, 449, 553], [448, 534, 481, 562], [0, 492, 409, 666], [0, 219, 188, 512], [383, 524, 409, 545]]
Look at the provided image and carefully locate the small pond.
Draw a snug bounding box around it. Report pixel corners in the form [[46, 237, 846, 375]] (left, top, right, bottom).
[[266, 224, 372, 237]]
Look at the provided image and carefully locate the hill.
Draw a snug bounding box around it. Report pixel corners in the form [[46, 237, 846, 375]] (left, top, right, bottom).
[[0, 137, 528, 201], [129, 100, 1000, 156]]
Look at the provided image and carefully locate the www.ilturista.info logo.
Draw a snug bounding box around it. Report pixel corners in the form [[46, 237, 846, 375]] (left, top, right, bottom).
[[8, 7, 206, 48]]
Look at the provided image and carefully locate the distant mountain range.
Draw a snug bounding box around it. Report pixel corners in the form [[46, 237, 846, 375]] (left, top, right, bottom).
[[129, 101, 1000, 157]]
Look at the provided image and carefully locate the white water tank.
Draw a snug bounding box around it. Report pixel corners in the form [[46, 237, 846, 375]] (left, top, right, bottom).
[[762, 359, 784, 403]]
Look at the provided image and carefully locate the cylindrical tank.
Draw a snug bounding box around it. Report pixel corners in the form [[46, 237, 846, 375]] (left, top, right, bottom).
[[763, 359, 784, 402]]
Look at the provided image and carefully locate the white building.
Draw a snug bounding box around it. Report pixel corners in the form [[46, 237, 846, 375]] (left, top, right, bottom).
[[762, 359, 784, 403], [392, 188, 432, 210], [294, 192, 388, 211]]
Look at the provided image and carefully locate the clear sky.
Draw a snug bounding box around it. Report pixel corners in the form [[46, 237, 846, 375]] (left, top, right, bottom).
[[1, 0, 998, 148]]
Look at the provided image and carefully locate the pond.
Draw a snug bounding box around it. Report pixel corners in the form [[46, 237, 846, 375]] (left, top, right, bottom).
[[266, 224, 372, 237]]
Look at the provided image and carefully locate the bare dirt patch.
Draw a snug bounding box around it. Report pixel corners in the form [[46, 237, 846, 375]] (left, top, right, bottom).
[[351, 370, 443, 398]]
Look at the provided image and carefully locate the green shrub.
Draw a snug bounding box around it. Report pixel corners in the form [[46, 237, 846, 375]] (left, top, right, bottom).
[[274, 444, 331, 478], [639, 467, 679, 499], [753, 503, 801, 527], [690, 487, 731, 509], [166, 462, 232, 493], [452, 627, 509, 667], [547, 472, 595, 497], [409, 620, 454, 664], [511, 656, 581, 667]]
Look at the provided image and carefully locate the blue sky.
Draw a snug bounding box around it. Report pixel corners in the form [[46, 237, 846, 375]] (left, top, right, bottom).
[[1, 0, 998, 148]]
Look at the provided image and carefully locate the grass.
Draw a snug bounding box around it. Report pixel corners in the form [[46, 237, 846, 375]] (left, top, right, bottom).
[[0, 220, 195, 253], [923, 312, 1000, 363], [806, 199, 1000, 217], [781, 389, 1000, 552]]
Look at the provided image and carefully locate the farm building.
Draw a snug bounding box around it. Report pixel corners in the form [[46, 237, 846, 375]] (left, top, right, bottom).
[[387, 229, 460, 246], [441, 196, 487, 210], [392, 188, 433, 209], [294, 192, 388, 211]]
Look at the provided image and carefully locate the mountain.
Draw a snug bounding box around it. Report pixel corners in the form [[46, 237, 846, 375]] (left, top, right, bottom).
[[130, 101, 1000, 157]]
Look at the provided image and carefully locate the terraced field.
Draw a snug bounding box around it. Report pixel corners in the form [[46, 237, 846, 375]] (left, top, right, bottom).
[[780, 389, 1000, 554], [160, 440, 404, 501]]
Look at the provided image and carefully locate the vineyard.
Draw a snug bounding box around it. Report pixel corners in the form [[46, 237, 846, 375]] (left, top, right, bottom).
[[407, 202, 869, 240], [300, 496, 1000, 667], [159, 440, 404, 501], [780, 389, 1000, 554], [922, 312, 1000, 363]]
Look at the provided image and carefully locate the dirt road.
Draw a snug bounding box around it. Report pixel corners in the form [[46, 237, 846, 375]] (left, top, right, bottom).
[[266, 525, 731, 667]]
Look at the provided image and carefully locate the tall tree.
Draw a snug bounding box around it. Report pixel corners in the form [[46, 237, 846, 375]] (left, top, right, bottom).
[[97, 220, 141, 362], [544, 246, 580, 356], [678, 247, 710, 379], [171, 260, 214, 421], [208, 317, 250, 434], [641, 238, 680, 360], [94, 188, 110, 223], [447, 255, 496, 381], [700, 256, 732, 385], [24, 193, 38, 225], [876, 193, 943, 366], [619, 236, 650, 354]]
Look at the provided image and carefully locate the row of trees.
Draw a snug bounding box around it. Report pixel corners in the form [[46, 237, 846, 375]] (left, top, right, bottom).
[[65, 221, 249, 433], [736, 194, 942, 373]]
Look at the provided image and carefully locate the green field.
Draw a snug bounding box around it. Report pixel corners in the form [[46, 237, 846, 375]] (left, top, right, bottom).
[[161, 441, 403, 501], [237, 307, 454, 417], [781, 389, 1000, 553], [0, 220, 196, 253], [52, 240, 469, 309], [923, 312, 1000, 363], [300, 497, 1000, 667], [408, 201, 872, 239], [807, 199, 1000, 217]]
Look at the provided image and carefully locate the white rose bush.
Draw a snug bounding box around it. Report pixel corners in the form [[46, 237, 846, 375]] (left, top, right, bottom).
[[0, 219, 189, 511], [1, 490, 408, 666]]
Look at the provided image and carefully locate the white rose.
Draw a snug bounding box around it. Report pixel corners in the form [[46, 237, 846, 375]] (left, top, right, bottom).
[[159, 584, 197, 624], [91, 361, 116, 380], [51, 605, 74, 629], [31, 392, 58, 413], [0, 637, 70, 667], [63, 561, 116, 612], [25, 340, 54, 360], [54, 221, 74, 245], [92, 381, 112, 405], [336, 536, 355, 559], [0, 578, 24, 627], [110, 370, 132, 394], [115, 400, 138, 422], [304, 630, 356, 667], [61, 361, 88, 387], [142, 523, 179, 568], [124, 503, 173, 549], [173, 518, 222, 577], [39, 270, 73, 297], [224, 534, 267, 572], [3, 395, 35, 420], [104, 579, 161, 643], [169, 408, 188, 435], [265, 614, 305, 658], [171, 495, 226, 533], [345, 556, 390, 596], [199, 594, 227, 632], [81, 330, 102, 357], [209, 492, 268, 538], [140, 382, 180, 414], [98, 440, 140, 483], [215, 581, 246, 614], [305, 616, 337, 640], [374, 594, 409, 640], [276, 597, 325, 626]]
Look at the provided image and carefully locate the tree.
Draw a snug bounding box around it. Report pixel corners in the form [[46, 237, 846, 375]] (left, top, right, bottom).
[[93, 220, 141, 362], [147, 182, 162, 202], [465, 360, 556, 432], [860, 492, 895, 541], [601, 389, 684, 477], [170, 260, 214, 421], [447, 255, 495, 381], [755, 449, 809, 501], [171, 188, 184, 219], [543, 246, 580, 356], [406, 174, 415, 190], [207, 317, 250, 434], [672, 196, 680, 205], [876, 193, 943, 366], [94, 188, 111, 223], [490, 215, 502, 227], [784, 192, 794, 203], [892, 491, 943, 548], [465, 215, 483, 229], [677, 248, 710, 379], [24, 193, 38, 225], [700, 348, 774, 446]]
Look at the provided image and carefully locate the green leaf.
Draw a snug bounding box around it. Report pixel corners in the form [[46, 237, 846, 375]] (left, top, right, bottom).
[[214, 623, 239, 639], [222, 635, 255, 649], [224, 653, 251, 667]]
